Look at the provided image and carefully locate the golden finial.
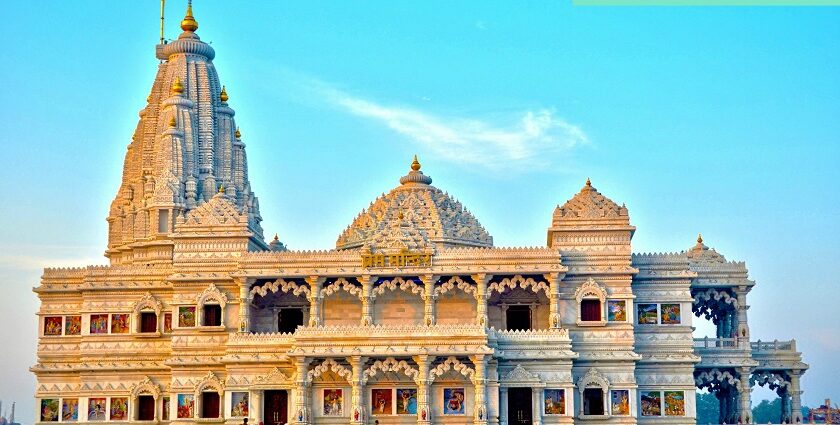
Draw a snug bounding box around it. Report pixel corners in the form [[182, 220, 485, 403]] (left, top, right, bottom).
[[411, 155, 421, 171], [697, 233, 703, 244], [585, 177, 591, 187], [218, 185, 225, 194], [220, 86, 228, 102], [273, 233, 279, 241], [171, 77, 184, 95], [168, 116, 176, 128], [234, 127, 241, 139], [180, 0, 198, 32]]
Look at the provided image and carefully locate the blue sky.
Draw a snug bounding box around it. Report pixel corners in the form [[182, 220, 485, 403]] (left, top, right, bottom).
[[1, 1, 838, 422]]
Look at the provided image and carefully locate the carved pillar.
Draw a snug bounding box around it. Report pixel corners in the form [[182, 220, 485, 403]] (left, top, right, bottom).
[[790, 371, 803, 423], [471, 354, 489, 425], [360, 275, 373, 326], [781, 390, 791, 423], [735, 287, 751, 345], [305, 276, 324, 327], [738, 367, 753, 423], [421, 275, 437, 326], [545, 272, 561, 329], [292, 357, 312, 425], [252, 391, 263, 424], [473, 274, 490, 327], [413, 354, 434, 425], [532, 387, 543, 425], [499, 387, 508, 425], [238, 277, 251, 333], [349, 356, 368, 425]]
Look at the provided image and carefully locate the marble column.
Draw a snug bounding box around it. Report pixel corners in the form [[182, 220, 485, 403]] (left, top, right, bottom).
[[531, 387, 543, 425], [790, 371, 803, 423], [252, 391, 263, 424], [349, 356, 368, 425], [472, 355, 489, 425], [414, 354, 434, 425], [735, 286, 751, 342], [545, 273, 562, 329], [421, 275, 437, 326], [473, 274, 490, 327], [292, 357, 312, 425], [305, 276, 324, 326], [738, 367, 753, 424], [238, 277, 251, 333], [360, 275, 373, 326], [499, 387, 508, 425]]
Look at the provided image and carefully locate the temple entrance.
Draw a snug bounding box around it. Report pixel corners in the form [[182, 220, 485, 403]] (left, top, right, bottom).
[[264, 390, 288, 425], [508, 387, 533, 425]]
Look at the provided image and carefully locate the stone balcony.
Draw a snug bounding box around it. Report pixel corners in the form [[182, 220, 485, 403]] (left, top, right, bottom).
[[693, 337, 806, 371]]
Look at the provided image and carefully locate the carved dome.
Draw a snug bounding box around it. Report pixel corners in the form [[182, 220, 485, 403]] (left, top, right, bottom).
[[336, 157, 493, 251], [552, 178, 629, 222], [685, 234, 727, 264]]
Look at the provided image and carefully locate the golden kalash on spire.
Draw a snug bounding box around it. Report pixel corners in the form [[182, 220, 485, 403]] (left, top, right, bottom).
[[180, 1, 198, 32]]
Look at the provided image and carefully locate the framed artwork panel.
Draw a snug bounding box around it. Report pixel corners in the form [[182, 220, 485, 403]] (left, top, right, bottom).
[[110, 397, 128, 420], [88, 398, 107, 421], [111, 314, 130, 334], [443, 388, 465, 415], [370, 389, 392, 415], [637, 304, 658, 325], [65, 315, 82, 335], [40, 399, 59, 422], [611, 390, 630, 415], [44, 317, 63, 336], [323, 389, 343, 416], [396, 388, 417, 415], [90, 314, 109, 334], [664, 391, 685, 416], [660, 304, 681, 325], [179, 307, 196, 327], [62, 398, 79, 421], [177, 394, 195, 418], [607, 300, 626, 322], [641, 391, 662, 416], [231, 392, 249, 417], [544, 389, 565, 415]]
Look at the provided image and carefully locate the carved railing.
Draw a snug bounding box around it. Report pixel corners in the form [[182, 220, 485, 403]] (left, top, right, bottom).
[[693, 337, 739, 349], [751, 339, 796, 352]]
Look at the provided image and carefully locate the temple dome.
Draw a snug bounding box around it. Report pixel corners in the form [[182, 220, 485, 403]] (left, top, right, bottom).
[[336, 157, 493, 251], [685, 234, 727, 264], [552, 178, 629, 222]]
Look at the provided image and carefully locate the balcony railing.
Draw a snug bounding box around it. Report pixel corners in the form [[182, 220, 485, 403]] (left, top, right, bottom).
[[694, 337, 739, 349], [751, 339, 796, 352]]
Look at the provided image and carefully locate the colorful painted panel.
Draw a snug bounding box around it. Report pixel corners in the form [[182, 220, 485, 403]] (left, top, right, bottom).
[[637, 304, 658, 325], [396, 388, 417, 415], [65, 315, 82, 335], [611, 390, 630, 415], [661, 304, 681, 325], [641, 391, 662, 416], [443, 388, 465, 415], [544, 389, 565, 415], [88, 398, 107, 421], [231, 392, 249, 417], [44, 317, 63, 336], [90, 314, 109, 334], [323, 389, 343, 416], [164, 313, 173, 332], [62, 398, 79, 421], [607, 300, 626, 322], [179, 307, 196, 327], [177, 394, 195, 418], [110, 397, 128, 420], [40, 399, 59, 422], [371, 389, 392, 415], [664, 391, 685, 416], [162, 397, 170, 420], [111, 314, 130, 334]]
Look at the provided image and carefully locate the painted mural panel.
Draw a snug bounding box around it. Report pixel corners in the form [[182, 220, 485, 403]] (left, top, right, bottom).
[[40, 399, 59, 422], [110, 397, 128, 420], [62, 398, 79, 421], [110, 314, 130, 334], [641, 391, 662, 416], [179, 307, 196, 327], [637, 304, 658, 325], [443, 388, 465, 415], [371, 389, 392, 415], [660, 304, 681, 325], [65, 315, 82, 335], [664, 391, 685, 416], [544, 389, 565, 415], [177, 394, 195, 418], [397, 388, 417, 415], [88, 398, 107, 421], [89, 315, 109, 334], [164, 313, 173, 332], [607, 300, 626, 322], [611, 390, 630, 415], [231, 392, 249, 417], [323, 389, 343, 416], [44, 317, 62, 336]]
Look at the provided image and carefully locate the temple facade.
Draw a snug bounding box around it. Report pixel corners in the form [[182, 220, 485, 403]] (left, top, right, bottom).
[[33, 4, 808, 425]]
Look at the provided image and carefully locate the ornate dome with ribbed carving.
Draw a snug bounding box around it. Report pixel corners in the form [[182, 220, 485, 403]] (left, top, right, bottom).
[[552, 179, 629, 223], [336, 157, 493, 251]]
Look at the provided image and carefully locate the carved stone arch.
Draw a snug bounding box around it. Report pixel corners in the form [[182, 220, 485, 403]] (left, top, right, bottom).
[[196, 283, 229, 308], [429, 356, 476, 383], [320, 278, 362, 299], [132, 292, 163, 316], [694, 368, 742, 391], [435, 276, 476, 297], [194, 371, 225, 395], [254, 367, 292, 387], [577, 368, 609, 392], [250, 278, 311, 300], [309, 358, 353, 382], [574, 278, 607, 304], [750, 371, 790, 391], [363, 357, 420, 384], [372, 277, 424, 298], [502, 365, 542, 387], [488, 275, 550, 298], [130, 376, 161, 399]]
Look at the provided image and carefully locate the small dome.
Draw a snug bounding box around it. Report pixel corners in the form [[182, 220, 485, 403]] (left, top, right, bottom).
[[336, 157, 493, 251], [685, 234, 726, 264], [553, 179, 628, 221]]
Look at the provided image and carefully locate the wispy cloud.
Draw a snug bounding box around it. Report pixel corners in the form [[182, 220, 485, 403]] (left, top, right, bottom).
[[279, 70, 590, 171]]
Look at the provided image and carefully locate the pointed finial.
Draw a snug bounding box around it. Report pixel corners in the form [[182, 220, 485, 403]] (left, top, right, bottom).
[[273, 233, 279, 242], [218, 185, 225, 194], [585, 177, 591, 187], [234, 127, 241, 139], [411, 154, 421, 171], [220, 86, 228, 102], [171, 77, 184, 95], [181, 0, 198, 32], [168, 116, 176, 128], [697, 233, 703, 244]]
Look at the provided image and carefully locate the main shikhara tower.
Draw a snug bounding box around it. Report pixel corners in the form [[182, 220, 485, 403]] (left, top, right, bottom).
[[34, 4, 807, 425]]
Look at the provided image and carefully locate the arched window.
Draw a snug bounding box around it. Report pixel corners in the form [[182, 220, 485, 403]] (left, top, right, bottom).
[[575, 278, 607, 326], [196, 284, 228, 328], [194, 372, 224, 419], [577, 368, 609, 417], [130, 376, 161, 421], [131, 293, 163, 334]]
